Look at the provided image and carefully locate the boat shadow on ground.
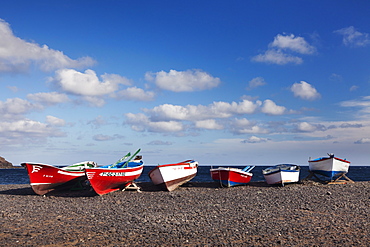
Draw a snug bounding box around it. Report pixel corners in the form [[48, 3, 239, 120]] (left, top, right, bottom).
[[0, 186, 97, 197], [0, 186, 35, 196]]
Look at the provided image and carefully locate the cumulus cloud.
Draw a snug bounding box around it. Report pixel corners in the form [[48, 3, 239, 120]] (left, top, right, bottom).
[[252, 33, 315, 65], [261, 99, 286, 115], [241, 136, 269, 143], [0, 119, 65, 141], [334, 26, 370, 47], [27, 92, 69, 105], [125, 113, 184, 133], [145, 100, 260, 121], [145, 69, 221, 92], [229, 118, 268, 134], [247, 77, 266, 90], [354, 138, 370, 144], [52, 69, 128, 96], [195, 119, 223, 130], [0, 98, 42, 119], [294, 122, 326, 132], [115, 87, 155, 101], [252, 49, 303, 65], [46, 115, 66, 126], [0, 19, 95, 73], [291, 81, 321, 100], [270, 34, 316, 54]]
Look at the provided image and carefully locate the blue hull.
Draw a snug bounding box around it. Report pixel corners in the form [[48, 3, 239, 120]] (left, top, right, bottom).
[[214, 179, 248, 187], [310, 170, 345, 179]]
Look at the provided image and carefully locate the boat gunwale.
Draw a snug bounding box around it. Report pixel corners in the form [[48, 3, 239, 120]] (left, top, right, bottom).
[[309, 156, 350, 164]]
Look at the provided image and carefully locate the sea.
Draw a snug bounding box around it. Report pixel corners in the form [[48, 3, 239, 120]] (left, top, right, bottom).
[[1, 165, 369, 185]]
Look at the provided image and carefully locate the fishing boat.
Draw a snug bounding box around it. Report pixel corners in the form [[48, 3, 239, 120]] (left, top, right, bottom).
[[148, 160, 198, 191], [210, 166, 255, 187], [308, 153, 350, 180], [21, 161, 97, 195], [85, 150, 144, 195], [262, 164, 300, 186]]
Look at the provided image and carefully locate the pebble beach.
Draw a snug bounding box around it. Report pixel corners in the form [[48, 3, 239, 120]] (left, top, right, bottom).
[[0, 181, 369, 247]]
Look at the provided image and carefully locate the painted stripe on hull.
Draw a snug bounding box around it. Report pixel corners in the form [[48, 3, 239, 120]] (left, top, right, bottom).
[[210, 168, 253, 187], [22, 163, 89, 195], [309, 156, 350, 180], [157, 173, 197, 191], [85, 165, 143, 195]]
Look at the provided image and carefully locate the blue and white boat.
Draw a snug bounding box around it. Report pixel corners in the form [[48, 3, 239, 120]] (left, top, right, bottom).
[[308, 154, 350, 180], [262, 164, 300, 186]]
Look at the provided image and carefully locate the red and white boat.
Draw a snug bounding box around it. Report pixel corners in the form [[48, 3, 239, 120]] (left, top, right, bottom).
[[22, 161, 97, 195], [85, 151, 144, 195], [148, 160, 198, 191], [210, 166, 255, 187]]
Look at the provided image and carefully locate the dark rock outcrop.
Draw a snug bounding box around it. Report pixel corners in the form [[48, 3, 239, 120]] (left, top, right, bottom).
[[0, 156, 13, 168]]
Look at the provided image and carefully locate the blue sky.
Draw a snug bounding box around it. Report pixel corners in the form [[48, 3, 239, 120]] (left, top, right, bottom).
[[1, 1, 370, 166]]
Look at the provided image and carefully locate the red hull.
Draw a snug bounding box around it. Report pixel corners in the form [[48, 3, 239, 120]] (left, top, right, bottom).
[[85, 164, 144, 195], [210, 168, 253, 187], [22, 163, 88, 195]]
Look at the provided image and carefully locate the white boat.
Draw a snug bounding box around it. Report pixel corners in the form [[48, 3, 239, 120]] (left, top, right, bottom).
[[308, 154, 350, 180], [262, 164, 300, 186], [148, 160, 198, 191]]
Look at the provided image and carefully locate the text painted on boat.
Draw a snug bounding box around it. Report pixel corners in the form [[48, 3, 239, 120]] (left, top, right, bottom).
[[100, 172, 126, 176]]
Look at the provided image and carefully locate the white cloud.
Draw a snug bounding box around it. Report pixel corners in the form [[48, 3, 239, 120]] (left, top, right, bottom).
[[247, 77, 266, 89], [295, 122, 326, 132], [0, 19, 95, 73], [334, 26, 370, 47], [252, 33, 315, 65], [100, 73, 132, 86], [46, 115, 66, 126], [291, 81, 321, 100], [27, 92, 69, 105], [146, 100, 260, 121], [229, 118, 268, 134], [145, 69, 221, 92], [195, 119, 223, 130], [0, 119, 65, 139], [241, 136, 269, 143], [340, 96, 370, 116], [252, 49, 303, 65], [115, 87, 155, 101], [53, 69, 126, 96], [261, 99, 286, 115], [125, 113, 184, 133], [354, 138, 370, 144], [0, 98, 42, 118], [270, 34, 316, 54]]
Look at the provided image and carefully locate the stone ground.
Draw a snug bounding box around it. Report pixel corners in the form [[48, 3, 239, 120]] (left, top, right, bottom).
[[0, 181, 369, 246]]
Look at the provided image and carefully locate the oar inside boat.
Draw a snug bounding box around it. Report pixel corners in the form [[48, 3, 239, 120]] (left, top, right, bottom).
[[120, 148, 141, 168], [242, 166, 255, 173], [108, 152, 131, 168]]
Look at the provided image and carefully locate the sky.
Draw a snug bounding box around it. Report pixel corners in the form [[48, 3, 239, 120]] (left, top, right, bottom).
[[1, 0, 370, 166]]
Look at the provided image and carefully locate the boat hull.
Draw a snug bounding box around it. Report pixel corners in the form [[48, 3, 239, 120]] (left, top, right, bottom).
[[263, 164, 300, 185], [210, 168, 252, 187], [21, 163, 91, 195], [308, 156, 350, 180], [148, 160, 198, 191], [85, 163, 144, 195]]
